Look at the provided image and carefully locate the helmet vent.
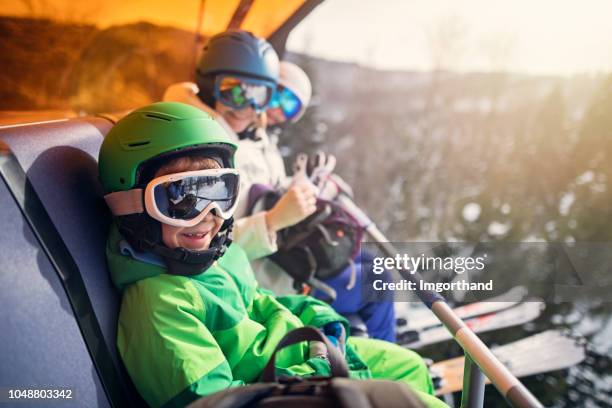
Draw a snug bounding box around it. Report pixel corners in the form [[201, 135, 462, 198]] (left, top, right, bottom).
[[127, 141, 150, 147], [145, 113, 172, 122]]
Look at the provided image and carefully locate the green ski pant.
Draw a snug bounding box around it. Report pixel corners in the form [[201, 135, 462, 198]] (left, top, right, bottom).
[[348, 337, 448, 408]]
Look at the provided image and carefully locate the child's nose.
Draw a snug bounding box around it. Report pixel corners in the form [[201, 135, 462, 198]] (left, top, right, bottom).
[[204, 208, 221, 221]]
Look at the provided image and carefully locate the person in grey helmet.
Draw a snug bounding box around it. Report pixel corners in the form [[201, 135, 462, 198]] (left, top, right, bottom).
[[164, 30, 317, 263]]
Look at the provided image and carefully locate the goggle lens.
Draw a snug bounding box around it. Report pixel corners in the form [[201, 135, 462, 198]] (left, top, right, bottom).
[[270, 86, 302, 120], [153, 173, 239, 221], [218, 77, 273, 110]]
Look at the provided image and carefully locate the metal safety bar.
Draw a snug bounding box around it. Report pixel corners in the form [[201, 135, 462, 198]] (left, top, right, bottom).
[[461, 354, 485, 408], [350, 204, 544, 408]]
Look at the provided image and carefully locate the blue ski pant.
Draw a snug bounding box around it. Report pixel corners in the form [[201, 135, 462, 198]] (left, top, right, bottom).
[[314, 250, 396, 342]]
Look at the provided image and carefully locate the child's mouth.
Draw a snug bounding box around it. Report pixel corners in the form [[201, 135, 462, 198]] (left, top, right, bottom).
[[180, 230, 212, 248], [183, 232, 207, 239]]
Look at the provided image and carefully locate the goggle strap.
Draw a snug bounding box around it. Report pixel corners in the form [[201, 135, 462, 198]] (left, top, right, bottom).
[[104, 189, 144, 216]]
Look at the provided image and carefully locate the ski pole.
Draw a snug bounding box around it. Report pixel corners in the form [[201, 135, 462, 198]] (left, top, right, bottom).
[[337, 194, 543, 408]]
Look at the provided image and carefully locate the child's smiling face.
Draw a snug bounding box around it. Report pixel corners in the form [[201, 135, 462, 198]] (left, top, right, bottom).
[[161, 213, 223, 251], [215, 101, 256, 133], [153, 156, 225, 251]]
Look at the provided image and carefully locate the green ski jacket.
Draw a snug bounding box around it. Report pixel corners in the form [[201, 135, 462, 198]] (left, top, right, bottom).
[[106, 225, 369, 407]]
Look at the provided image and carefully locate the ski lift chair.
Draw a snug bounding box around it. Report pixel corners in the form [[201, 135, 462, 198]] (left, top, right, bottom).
[[0, 117, 146, 407]]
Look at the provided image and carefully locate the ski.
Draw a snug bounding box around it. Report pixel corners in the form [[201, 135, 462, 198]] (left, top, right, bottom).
[[395, 286, 529, 332], [398, 301, 544, 349], [430, 330, 586, 395]]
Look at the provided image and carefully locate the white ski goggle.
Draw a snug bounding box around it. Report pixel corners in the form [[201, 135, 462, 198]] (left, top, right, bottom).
[[104, 169, 240, 228]]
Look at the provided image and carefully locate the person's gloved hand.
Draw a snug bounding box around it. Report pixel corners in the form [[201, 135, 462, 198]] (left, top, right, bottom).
[[265, 182, 317, 232], [308, 152, 337, 187], [291, 153, 319, 192], [323, 321, 346, 356]]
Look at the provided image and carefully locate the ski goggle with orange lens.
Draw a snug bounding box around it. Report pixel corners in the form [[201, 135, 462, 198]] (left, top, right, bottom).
[[215, 76, 274, 112], [104, 169, 240, 228], [269, 85, 302, 121]]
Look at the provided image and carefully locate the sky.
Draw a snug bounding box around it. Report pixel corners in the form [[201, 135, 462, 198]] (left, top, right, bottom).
[[286, 0, 612, 75]]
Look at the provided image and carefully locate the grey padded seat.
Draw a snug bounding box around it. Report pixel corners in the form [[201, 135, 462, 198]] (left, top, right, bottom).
[[0, 117, 146, 407]]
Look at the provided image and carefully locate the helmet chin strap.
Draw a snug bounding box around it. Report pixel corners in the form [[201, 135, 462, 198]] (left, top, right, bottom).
[[150, 224, 233, 276], [119, 215, 233, 276]]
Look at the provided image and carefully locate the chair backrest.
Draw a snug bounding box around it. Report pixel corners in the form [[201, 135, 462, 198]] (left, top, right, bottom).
[[0, 117, 145, 407], [0, 170, 110, 407]]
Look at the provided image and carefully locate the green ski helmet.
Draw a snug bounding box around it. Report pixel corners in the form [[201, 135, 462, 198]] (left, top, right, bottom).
[[99, 102, 239, 276], [99, 101, 237, 193]]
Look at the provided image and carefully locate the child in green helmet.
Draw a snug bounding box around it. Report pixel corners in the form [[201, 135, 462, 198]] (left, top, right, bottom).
[[100, 102, 447, 408]]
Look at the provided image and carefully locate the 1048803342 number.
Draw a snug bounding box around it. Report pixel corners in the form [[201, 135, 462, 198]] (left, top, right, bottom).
[[2, 388, 73, 400]]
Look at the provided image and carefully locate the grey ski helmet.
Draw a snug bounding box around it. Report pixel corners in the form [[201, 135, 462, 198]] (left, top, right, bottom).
[[195, 30, 279, 106]]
